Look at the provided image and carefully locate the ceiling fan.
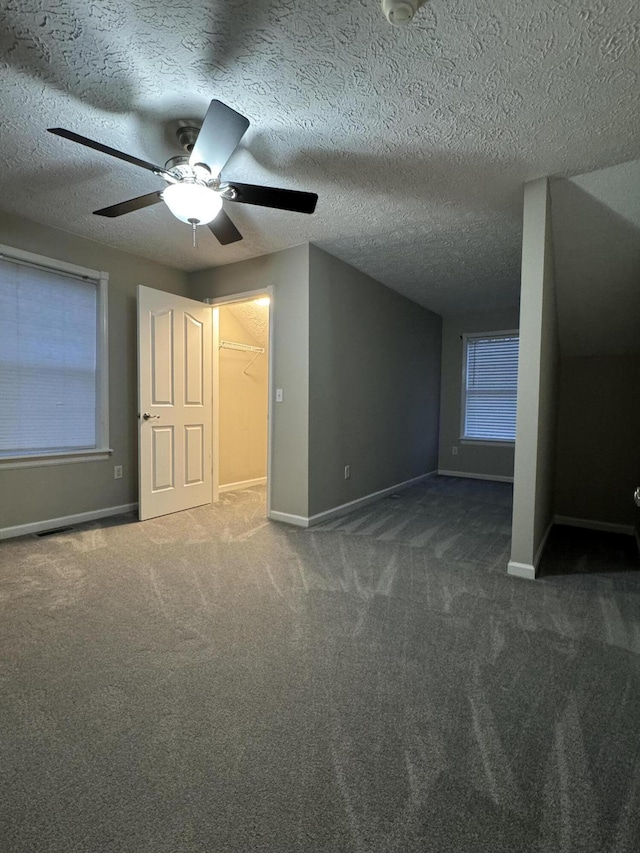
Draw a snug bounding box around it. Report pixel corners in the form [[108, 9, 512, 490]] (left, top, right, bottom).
[[47, 100, 318, 246]]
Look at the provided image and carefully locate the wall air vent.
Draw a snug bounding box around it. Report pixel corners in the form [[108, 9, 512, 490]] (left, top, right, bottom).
[[34, 526, 74, 537]]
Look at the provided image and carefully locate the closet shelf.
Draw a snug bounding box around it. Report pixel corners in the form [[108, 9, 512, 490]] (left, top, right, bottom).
[[219, 339, 265, 375], [219, 339, 264, 354]]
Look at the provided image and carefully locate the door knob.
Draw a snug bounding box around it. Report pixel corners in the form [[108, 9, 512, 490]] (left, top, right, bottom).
[[142, 413, 160, 420], [634, 486, 640, 508]]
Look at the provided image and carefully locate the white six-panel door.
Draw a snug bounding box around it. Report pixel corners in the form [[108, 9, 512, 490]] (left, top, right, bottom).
[[138, 285, 212, 521]]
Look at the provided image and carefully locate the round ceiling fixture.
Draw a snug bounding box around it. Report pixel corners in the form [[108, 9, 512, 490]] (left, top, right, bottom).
[[162, 182, 223, 225], [381, 0, 429, 25]]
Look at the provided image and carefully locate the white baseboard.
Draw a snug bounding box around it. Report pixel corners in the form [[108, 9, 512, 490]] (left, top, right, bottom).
[[554, 515, 635, 536], [219, 477, 267, 494], [438, 469, 514, 483], [0, 503, 138, 541], [507, 515, 638, 581], [507, 520, 553, 581], [307, 471, 437, 527], [507, 560, 536, 580], [267, 471, 437, 529], [268, 511, 310, 528]]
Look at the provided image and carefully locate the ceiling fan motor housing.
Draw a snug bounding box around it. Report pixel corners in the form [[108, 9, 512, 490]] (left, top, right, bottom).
[[164, 155, 189, 171]]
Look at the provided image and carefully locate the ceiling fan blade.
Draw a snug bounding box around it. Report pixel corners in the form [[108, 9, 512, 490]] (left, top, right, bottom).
[[93, 191, 164, 218], [189, 100, 250, 176], [208, 209, 243, 245], [226, 182, 318, 214], [48, 128, 172, 178]]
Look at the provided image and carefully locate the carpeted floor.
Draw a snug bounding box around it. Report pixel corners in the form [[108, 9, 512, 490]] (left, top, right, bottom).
[[1, 476, 639, 852]]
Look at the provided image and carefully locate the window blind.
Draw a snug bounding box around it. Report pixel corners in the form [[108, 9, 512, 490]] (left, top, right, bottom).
[[464, 334, 519, 441], [0, 257, 98, 456]]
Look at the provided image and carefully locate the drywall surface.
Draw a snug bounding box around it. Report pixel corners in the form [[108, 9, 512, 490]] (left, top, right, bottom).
[[550, 158, 640, 529], [510, 178, 559, 574], [0, 210, 189, 532], [190, 244, 309, 518], [555, 355, 640, 526], [551, 158, 640, 357], [218, 303, 268, 486], [438, 309, 519, 479], [533, 218, 559, 556], [308, 245, 442, 517]]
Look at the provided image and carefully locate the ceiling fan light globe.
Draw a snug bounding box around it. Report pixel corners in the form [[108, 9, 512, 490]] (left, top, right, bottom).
[[162, 182, 222, 225]]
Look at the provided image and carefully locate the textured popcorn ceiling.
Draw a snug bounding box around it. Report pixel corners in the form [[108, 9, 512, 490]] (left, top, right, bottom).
[[0, 0, 638, 316], [226, 301, 269, 350]]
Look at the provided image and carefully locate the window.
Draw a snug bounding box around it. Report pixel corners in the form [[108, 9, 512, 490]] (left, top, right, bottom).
[[0, 245, 109, 467], [461, 331, 519, 443]]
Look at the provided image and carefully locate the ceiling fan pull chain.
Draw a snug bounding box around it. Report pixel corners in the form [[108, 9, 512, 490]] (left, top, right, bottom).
[[188, 218, 198, 249]]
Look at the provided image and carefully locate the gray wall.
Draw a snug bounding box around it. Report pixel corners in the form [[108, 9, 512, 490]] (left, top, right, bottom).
[[510, 178, 560, 576], [0, 210, 189, 532], [438, 309, 519, 480], [550, 160, 640, 531], [555, 354, 640, 526], [308, 245, 442, 517], [551, 162, 640, 359], [190, 245, 310, 519]]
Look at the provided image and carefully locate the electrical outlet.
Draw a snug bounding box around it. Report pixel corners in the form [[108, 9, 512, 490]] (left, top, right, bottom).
[[344, 465, 350, 480], [114, 465, 123, 479], [452, 446, 458, 456]]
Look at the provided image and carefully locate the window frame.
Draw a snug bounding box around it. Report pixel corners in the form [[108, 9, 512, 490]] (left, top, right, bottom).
[[460, 329, 519, 446], [0, 243, 111, 470]]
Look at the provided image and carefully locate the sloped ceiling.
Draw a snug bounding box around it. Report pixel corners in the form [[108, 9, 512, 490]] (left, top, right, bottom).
[[0, 0, 638, 317], [226, 302, 269, 350], [551, 159, 640, 358]]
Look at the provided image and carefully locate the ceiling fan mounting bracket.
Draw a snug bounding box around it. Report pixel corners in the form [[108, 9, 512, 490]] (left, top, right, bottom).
[[176, 125, 200, 154]]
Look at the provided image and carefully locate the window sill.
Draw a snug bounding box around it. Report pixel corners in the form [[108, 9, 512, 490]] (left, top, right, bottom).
[[0, 449, 113, 470], [460, 439, 515, 448]]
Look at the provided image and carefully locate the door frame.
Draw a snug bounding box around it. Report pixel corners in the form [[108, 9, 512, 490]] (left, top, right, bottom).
[[206, 287, 275, 518]]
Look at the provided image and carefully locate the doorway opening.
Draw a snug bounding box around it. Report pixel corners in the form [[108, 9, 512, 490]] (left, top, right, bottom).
[[211, 292, 272, 516]]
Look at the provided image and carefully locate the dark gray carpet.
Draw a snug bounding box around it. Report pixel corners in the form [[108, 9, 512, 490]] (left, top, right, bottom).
[[1, 476, 639, 852], [539, 524, 640, 577]]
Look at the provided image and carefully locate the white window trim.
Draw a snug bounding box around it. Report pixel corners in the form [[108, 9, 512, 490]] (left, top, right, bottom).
[[0, 244, 111, 469], [460, 329, 519, 445], [460, 439, 516, 448]]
